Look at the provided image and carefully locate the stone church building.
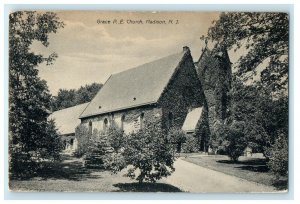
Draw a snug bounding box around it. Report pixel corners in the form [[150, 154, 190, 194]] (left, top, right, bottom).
[[79, 46, 209, 151], [50, 46, 231, 153]]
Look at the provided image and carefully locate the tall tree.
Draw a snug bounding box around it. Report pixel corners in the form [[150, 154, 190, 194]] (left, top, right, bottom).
[[75, 83, 103, 104], [228, 78, 288, 157], [9, 11, 64, 177], [51, 82, 103, 111], [203, 12, 288, 93], [52, 89, 77, 111]]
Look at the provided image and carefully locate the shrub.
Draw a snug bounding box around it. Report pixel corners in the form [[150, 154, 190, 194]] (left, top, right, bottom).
[[167, 127, 186, 152], [103, 152, 126, 173], [267, 134, 288, 178], [74, 124, 90, 157], [84, 129, 115, 168], [118, 125, 175, 183], [107, 126, 125, 153], [224, 121, 247, 162], [181, 134, 198, 153]]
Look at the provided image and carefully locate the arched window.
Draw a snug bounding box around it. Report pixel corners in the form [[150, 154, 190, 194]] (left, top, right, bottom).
[[89, 121, 93, 135], [70, 138, 74, 146], [103, 118, 108, 131], [140, 113, 145, 129], [168, 112, 174, 129], [121, 115, 125, 130]]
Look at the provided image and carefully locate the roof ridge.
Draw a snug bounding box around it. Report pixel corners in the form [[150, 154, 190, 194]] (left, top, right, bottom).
[[80, 48, 189, 119], [111, 51, 182, 77]]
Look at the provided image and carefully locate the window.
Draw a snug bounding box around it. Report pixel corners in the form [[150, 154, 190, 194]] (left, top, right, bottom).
[[121, 115, 125, 130], [70, 139, 74, 146], [140, 113, 145, 129], [103, 118, 108, 131]]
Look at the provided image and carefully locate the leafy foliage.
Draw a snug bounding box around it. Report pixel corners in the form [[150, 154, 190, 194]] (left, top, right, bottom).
[[203, 12, 288, 93], [181, 134, 198, 153], [51, 83, 103, 111], [9, 11, 64, 178], [206, 75, 288, 162], [166, 127, 186, 152], [107, 126, 125, 153], [114, 125, 175, 183], [228, 78, 288, 158], [84, 129, 115, 168], [267, 134, 288, 178], [224, 121, 247, 162], [74, 124, 90, 157]]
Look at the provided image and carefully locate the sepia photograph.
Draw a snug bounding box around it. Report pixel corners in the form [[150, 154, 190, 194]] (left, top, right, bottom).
[[8, 10, 289, 193]]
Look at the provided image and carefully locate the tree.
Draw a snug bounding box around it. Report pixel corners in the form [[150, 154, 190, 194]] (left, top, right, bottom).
[[75, 83, 103, 104], [51, 83, 103, 111], [203, 12, 288, 93], [228, 78, 288, 159], [52, 89, 77, 111], [9, 11, 64, 177]]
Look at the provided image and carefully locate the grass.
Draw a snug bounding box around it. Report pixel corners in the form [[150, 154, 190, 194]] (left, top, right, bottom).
[[9, 154, 182, 192], [182, 154, 288, 190]]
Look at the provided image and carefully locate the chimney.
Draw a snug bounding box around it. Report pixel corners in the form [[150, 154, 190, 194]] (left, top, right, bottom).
[[183, 46, 190, 53]]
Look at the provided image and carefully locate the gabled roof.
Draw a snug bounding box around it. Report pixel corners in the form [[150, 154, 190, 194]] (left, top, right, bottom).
[[182, 107, 203, 132], [80, 48, 191, 119], [48, 103, 89, 135]]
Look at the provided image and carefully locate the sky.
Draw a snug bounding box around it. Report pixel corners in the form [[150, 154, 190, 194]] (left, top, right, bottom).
[[32, 11, 223, 95]]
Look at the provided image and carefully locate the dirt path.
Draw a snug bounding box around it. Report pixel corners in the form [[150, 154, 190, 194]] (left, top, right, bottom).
[[162, 158, 278, 193]]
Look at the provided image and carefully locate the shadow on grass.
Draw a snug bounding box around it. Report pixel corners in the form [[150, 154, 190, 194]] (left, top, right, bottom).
[[217, 158, 269, 173], [11, 155, 105, 181], [113, 182, 183, 192], [217, 158, 288, 190], [35, 161, 104, 181]]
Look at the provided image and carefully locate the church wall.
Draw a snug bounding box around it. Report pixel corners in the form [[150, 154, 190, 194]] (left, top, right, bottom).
[[80, 105, 162, 135]]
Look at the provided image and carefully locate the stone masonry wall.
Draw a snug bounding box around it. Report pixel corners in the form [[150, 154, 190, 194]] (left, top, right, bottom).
[[158, 51, 205, 137], [81, 105, 162, 135], [195, 48, 232, 146]]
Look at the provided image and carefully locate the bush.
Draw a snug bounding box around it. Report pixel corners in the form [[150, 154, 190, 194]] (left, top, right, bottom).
[[216, 145, 227, 155], [167, 127, 186, 152], [118, 125, 175, 183], [181, 134, 198, 153], [267, 134, 288, 178], [103, 152, 126, 173], [84, 129, 115, 168], [74, 125, 90, 157], [224, 121, 247, 162], [107, 126, 125, 153]]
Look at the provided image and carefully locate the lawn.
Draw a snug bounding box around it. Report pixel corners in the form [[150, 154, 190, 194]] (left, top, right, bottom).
[[182, 154, 288, 190], [9, 155, 182, 192]]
